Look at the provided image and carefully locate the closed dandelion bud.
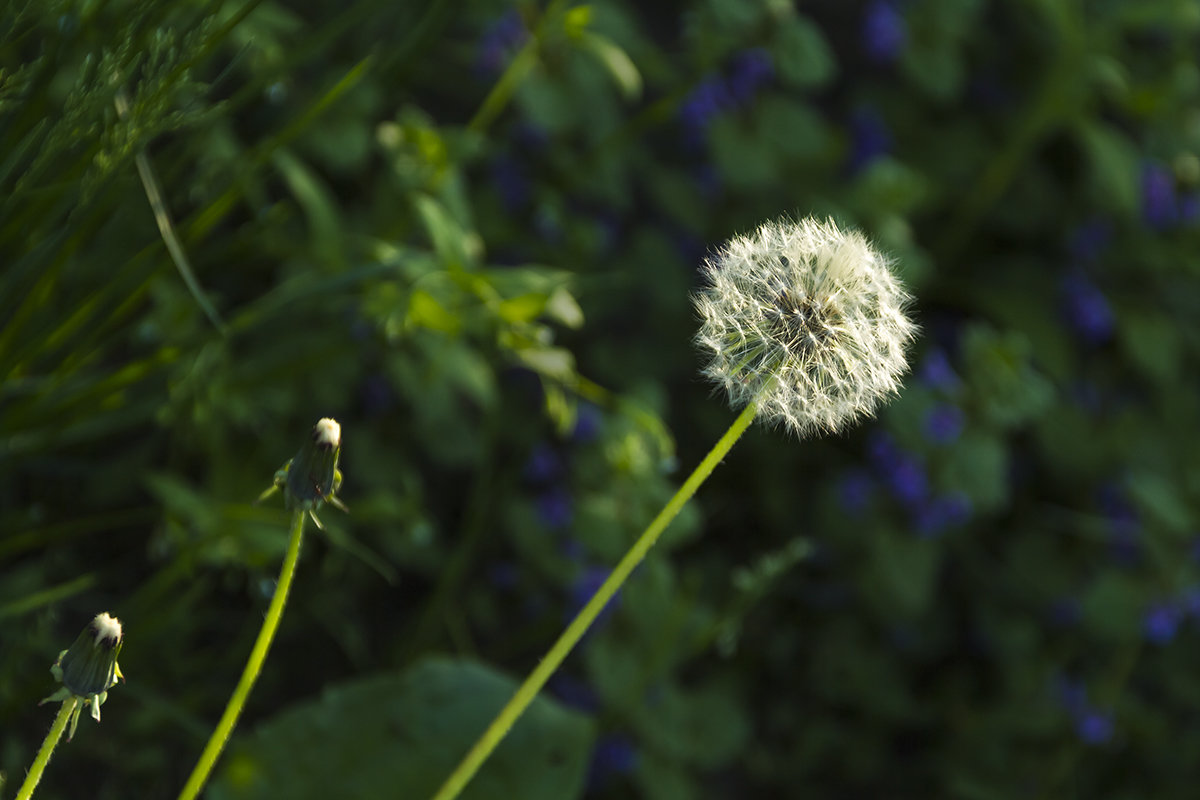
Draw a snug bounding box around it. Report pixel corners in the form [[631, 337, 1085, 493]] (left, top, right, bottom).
[[285, 417, 342, 511], [41, 612, 125, 738], [258, 418, 348, 529], [694, 217, 916, 437], [58, 612, 123, 697]]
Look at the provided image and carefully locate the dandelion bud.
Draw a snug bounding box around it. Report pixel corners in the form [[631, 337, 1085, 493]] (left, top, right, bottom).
[[257, 418, 348, 529], [285, 417, 342, 510], [41, 612, 125, 738], [694, 217, 916, 437]]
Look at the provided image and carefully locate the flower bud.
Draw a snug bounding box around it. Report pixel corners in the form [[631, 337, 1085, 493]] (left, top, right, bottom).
[[57, 612, 124, 698], [40, 612, 125, 738], [285, 417, 342, 511]]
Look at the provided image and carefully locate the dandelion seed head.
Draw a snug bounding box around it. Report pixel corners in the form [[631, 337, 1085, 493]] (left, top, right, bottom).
[[694, 216, 916, 437]]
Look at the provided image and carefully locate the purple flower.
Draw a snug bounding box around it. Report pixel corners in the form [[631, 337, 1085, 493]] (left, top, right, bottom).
[[587, 734, 638, 790], [918, 348, 961, 392], [1142, 161, 1178, 230], [924, 403, 965, 444], [1179, 191, 1200, 225], [838, 469, 875, 515], [727, 48, 774, 104], [491, 155, 530, 212], [862, 1, 907, 64], [846, 106, 893, 174], [568, 565, 620, 628], [1143, 601, 1182, 645], [524, 443, 563, 484], [571, 403, 603, 444], [475, 10, 527, 76], [1180, 586, 1200, 618], [537, 486, 573, 530], [886, 454, 928, 507], [912, 492, 971, 536], [1060, 273, 1115, 345], [1076, 709, 1114, 745], [679, 75, 734, 145], [549, 673, 600, 713]]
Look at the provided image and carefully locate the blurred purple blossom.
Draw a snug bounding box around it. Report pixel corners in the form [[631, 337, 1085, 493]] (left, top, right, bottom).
[[524, 443, 563, 484], [1060, 273, 1115, 345], [918, 348, 961, 392], [475, 10, 527, 76], [549, 673, 600, 714], [1055, 676, 1115, 746], [678, 75, 734, 145], [571, 402, 603, 444], [1142, 161, 1178, 230], [491, 155, 530, 212], [568, 565, 620, 628], [587, 734, 639, 791], [1076, 709, 1115, 746], [537, 486, 573, 530], [912, 492, 971, 537], [727, 48, 774, 104], [924, 403, 965, 444], [838, 469, 875, 515], [846, 106, 892, 174], [1143, 601, 1182, 645], [862, 1, 907, 64]]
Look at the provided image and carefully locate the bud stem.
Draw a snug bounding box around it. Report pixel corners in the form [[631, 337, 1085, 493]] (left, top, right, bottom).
[[430, 398, 760, 800], [15, 697, 77, 800], [176, 510, 307, 800]]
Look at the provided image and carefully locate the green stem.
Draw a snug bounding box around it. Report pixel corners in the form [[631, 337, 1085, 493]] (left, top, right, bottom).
[[468, 0, 568, 135], [429, 399, 759, 800], [176, 511, 307, 800], [15, 697, 77, 800]]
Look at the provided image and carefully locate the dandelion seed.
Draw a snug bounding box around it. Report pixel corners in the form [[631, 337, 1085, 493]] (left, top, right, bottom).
[[694, 216, 916, 437]]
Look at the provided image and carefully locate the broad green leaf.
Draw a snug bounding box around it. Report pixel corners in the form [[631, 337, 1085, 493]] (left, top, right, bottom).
[[209, 658, 596, 800]]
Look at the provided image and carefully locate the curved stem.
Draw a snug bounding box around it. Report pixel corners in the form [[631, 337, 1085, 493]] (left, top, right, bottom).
[[430, 400, 759, 800], [15, 697, 77, 800], [176, 511, 307, 800]]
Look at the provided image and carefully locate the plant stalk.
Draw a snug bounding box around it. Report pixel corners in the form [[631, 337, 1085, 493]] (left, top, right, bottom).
[[430, 399, 759, 800], [176, 510, 307, 800]]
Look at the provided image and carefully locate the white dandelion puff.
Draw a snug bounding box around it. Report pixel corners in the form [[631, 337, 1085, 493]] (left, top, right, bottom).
[[694, 216, 916, 438]]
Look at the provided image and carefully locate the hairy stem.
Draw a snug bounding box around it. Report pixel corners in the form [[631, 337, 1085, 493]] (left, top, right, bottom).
[[176, 510, 307, 800], [430, 399, 759, 800], [15, 697, 77, 800]]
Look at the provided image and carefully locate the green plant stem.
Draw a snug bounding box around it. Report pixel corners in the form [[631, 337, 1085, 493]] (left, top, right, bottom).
[[430, 399, 760, 800], [468, 0, 567, 135], [15, 697, 77, 800], [176, 511, 307, 800]]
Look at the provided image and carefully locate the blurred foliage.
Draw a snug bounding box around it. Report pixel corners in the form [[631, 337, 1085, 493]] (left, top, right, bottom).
[[4, 0, 1200, 798]]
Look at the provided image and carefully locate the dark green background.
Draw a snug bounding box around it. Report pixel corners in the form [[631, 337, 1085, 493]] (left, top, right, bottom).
[[4, 0, 1200, 797]]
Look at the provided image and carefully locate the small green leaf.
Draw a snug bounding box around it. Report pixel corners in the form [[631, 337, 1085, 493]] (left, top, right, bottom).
[[771, 15, 835, 88], [408, 289, 461, 334], [578, 32, 642, 100]]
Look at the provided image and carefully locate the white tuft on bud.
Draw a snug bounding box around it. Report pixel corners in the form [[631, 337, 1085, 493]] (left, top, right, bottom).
[[313, 418, 341, 449], [694, 216, 916, 438], [90, 613, 123, 649]]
